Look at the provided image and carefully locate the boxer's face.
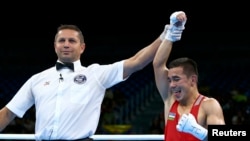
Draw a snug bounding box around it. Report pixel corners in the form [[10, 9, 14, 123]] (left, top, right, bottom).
[[168, 66, 193, 101]]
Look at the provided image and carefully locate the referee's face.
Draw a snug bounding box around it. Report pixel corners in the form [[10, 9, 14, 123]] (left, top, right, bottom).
[[54, 29, 85, 63]]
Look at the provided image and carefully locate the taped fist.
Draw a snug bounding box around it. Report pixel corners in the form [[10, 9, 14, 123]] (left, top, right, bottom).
[[170, 11, 187, 30], [176, 113, 207, 140], [164, 25, 183, 42]]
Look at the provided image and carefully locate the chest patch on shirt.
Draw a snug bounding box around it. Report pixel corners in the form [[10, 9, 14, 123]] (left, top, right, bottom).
[[74, 74, 87, 84], [168, 112, 176, 120]]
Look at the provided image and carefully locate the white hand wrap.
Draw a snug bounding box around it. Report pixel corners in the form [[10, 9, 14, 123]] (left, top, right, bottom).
[[164, 25, 183, 42], [163, 11, 187, 42], [176, 113, 207, 140], [170, 11, 186, 29]]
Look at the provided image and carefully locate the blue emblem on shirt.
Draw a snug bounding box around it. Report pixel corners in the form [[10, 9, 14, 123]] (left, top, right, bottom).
[[74, 74, 87, 84]]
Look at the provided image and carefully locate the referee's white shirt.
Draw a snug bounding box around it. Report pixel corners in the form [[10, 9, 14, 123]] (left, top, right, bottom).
[[6, 60, 125, 140]]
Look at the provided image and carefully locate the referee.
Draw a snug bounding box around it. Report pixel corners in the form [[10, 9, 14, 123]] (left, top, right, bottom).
[[0, 22, 169, 140]]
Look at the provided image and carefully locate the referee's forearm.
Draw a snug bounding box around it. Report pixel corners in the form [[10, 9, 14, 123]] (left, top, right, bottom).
[[0, 107, 16, 132]]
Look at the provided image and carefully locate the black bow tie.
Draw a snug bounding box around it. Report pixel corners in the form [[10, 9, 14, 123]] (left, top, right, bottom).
[[56, 62, 74, 71]]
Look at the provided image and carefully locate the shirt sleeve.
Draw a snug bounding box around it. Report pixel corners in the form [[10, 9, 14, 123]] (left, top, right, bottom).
[[6, 76, 35, 118], [90, 60, 126, 89]]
